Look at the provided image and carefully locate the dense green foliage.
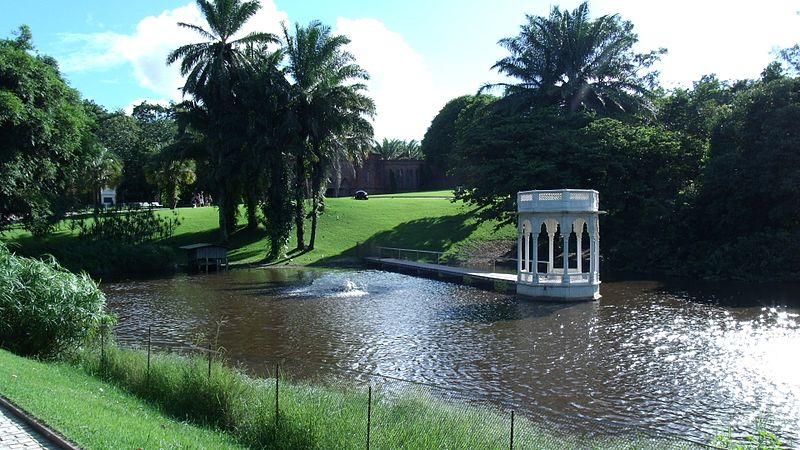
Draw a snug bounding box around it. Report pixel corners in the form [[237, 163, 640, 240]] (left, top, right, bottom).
[[421, 94, 495, 170], [683, 78, 800, 280], [3, 0, 799, 280], [167, 0, 279, 243], [71, 207, 181, 244], [441, 2, 800, 280], [0, 27, 95, 234], [164, 2, 376, 255], [0, 244, 109, 357]]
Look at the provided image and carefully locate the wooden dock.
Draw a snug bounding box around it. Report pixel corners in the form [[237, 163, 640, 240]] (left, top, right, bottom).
[[364, 257, 517, 292], [179, 243, 229, 273]]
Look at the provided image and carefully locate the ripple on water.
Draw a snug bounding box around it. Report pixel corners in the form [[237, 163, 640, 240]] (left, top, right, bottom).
[[103, 270, 800, 445]]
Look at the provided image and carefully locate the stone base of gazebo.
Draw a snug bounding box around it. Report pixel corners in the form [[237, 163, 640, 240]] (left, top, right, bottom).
[[517, 282, 600, 301]]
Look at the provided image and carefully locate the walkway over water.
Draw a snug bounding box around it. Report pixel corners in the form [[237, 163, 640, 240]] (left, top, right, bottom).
[[364, 257, 517, 291]]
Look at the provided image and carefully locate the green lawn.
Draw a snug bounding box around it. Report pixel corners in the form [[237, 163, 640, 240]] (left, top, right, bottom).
[[3, 191, 516, 268], [0, 349, 246, 450], [370, 189, 454, 198]]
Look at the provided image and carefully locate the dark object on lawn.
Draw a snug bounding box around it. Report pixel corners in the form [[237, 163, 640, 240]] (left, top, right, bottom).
[[354, 190, 369, 200]]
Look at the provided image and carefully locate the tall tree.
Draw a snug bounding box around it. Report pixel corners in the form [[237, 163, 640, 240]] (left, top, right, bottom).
[[490, 2, 664, 116], [421, 94, 496, 173], [85, 145, 123, 212], [0, 26, 94, 234], [282, 21, 375, 250], [234, 47, 297, 257], [166, 0, 278, 242]]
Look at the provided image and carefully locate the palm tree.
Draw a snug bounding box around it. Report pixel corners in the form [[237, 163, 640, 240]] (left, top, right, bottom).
[[86, 146, 123, 213], [166, 0, 277, 102], [166, 0, 277, 242], [401, 139, 423, 159], [373, 138, 404, 160], [490, 2, 663, 116], [282, 21, 375, 251], [306, 85, 374, 249]]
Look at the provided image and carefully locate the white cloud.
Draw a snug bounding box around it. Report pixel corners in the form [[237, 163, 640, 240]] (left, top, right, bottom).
[[58, 1, 288, 102], [335, 18, 450, 141], [56, 3, 442, 140], [585, 0, 800, 88]]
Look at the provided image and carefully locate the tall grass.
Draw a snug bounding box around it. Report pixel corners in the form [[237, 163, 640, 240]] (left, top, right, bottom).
[[0, 348, 248, 449], [0, 243, 110, 357], [77, 344, 700, 449]]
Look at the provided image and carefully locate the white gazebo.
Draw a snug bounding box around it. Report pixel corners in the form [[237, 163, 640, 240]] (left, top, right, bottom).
[[516, 189, 600, 301]]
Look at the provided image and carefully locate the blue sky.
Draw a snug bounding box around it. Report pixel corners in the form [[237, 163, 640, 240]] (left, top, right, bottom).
[[3, 0, 799, 140]]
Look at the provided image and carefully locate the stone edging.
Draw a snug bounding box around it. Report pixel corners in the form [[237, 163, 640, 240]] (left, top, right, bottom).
[[0, 395, 82, 450]]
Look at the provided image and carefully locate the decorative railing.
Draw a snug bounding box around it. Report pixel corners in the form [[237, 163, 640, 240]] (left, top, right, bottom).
[[517, 189, 598, 213], [518, 271, 592, 284]]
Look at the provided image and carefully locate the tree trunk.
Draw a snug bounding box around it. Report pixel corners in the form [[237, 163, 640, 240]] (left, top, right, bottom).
[[309, 194, 318, 251], [293, 158, 306, 251], [217, 185, 228, 243], [246, 189, 258, 230], [308, 164, 324, 251], [94, 184, 101, 215]]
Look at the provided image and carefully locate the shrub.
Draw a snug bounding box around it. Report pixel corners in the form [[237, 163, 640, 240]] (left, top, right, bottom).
[[0, 244, 111, 357], [70, 207, 181, 244], [46, 240, 176, 279]]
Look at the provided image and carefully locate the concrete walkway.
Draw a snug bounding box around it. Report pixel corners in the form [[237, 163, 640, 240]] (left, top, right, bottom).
[[364, 257, 518, 284], [0, 403, 62, 450]]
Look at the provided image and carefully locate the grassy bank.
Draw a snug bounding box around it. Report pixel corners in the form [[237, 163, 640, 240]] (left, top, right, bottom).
[[3, 191, 516, 270], [0, 348, 246, 449], [73, 344, 697, 450]]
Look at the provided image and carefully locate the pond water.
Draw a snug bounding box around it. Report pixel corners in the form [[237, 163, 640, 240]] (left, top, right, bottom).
[[103, 268, 800, 444]]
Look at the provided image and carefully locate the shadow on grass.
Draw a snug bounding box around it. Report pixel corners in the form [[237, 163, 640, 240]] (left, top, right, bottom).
[[167, 225, 268, 264], [312, 213, 478, 267], [6, 223, 268, 277], [260, 247, 312, 266]]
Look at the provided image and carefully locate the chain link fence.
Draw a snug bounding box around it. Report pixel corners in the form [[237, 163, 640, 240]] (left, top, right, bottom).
[[97, 323, 725, 449]]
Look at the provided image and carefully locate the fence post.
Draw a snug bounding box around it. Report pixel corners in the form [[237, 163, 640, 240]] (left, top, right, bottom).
[[207, 342, 212, 378], [509, 410, 515, 450], [275, 363, 280, 427], [100, 323, 106, 372], [147, 325, 151, 385], [367, 385, 372, 450]]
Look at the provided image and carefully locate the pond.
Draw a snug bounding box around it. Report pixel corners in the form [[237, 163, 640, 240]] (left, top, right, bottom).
[[103, 268, 800, 444]]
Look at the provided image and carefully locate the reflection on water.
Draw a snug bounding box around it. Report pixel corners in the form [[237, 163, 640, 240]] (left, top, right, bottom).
[[104, 269, 800, 444]]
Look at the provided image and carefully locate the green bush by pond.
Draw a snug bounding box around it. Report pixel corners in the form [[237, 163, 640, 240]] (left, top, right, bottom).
[[0, 243, 110, 357]]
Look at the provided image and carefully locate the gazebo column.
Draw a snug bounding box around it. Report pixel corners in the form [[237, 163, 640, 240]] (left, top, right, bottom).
[[589, 216, 599, 284], [531, 223, 539, 281], [524, 226, 531, 272], [517, 224, 525, 273], [575, 219, 585, 274], [547, 230, 554, 273], [561, 222, 571, 284]]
